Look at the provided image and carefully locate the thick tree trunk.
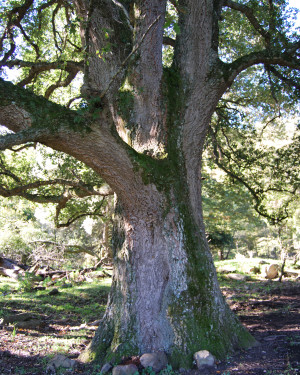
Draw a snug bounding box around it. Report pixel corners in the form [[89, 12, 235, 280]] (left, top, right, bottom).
[[80, 182, 255, 367], [0, 0, 259, 367]]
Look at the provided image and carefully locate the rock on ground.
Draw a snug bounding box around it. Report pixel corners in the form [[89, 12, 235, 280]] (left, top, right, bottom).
[[47, 354, 76, 371], [140, 352, 168, 373], [193, 350, 215, 370], [101, 362, 113, 374], [265, 264, 279, 279], [227, 273, 247, 281], [112, 364, 138, 375]]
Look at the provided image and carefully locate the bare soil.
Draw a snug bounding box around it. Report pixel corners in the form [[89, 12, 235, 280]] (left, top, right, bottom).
[[0, 279, 299, 375]]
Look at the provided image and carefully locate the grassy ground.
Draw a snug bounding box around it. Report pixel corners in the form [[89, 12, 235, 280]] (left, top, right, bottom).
[[0, 275, 111, 371], [215, 257, 298, 275], [0, 258, 299, 374]]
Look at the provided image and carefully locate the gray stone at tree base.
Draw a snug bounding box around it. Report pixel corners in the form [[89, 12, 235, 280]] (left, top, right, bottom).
[[112, 364, 138, 375], [101, 362, 113, 374], [46, 354, 76, 372], [140, 352, 168, 372], [193, 350, 215, 370]]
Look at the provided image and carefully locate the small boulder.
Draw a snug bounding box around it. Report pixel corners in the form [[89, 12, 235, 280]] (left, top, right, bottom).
[[16, 319, 45, 330], [265, 264, 279, 279], [101, 362, 113, 374], [2, 312, 32, 325], [112, 364, 138, 375], [49, 288, 59, 296], [227, 273, 247, 281], [47, 354, 76, 372], [140, 352, 168, 372], [193, 350, 215, 370]]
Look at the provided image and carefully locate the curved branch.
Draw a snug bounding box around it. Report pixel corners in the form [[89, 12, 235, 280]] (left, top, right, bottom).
[[223, 0, 271, 43], [44, 69, 79, 99], [268, 65, 300, 92], [208, 126, 292, 224], [0, 0, 34, 63], [56, 211, 105, 228], [223, 46, 300, 87]]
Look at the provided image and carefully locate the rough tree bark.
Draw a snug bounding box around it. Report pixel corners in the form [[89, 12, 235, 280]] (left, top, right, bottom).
[[0, 0, 299, 368]]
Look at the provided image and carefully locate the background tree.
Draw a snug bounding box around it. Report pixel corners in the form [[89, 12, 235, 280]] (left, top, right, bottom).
[[0, 0, 299, 367], [201, 166, 267, 260]]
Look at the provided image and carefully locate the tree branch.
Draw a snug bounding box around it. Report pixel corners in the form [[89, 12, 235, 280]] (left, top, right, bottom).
[[223, 46, 300, 87], [0, 79, 156, 208], [208, 126, 295, 224], [268, 65, 300, 92], [0, 77, 87, 134], [2, 59, 84, 72], [163, 36, 176, 47], [223, 0, 271, 43], [0, 128, 51, 151], [44, 69, 79, 99], [0, 0, 35, 63], [56, 211, 105, 228], [0, 178, 113, 198]]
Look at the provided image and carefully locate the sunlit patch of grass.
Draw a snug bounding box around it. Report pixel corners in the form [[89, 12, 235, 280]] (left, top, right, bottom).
[[0, 277, 111, 322], [0, 276, 111, 362], [215, 257, 299, 274], [0, 276, 18, 293]]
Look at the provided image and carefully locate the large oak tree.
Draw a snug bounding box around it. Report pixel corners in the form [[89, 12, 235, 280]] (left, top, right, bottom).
[[0, 0, 299, 367]]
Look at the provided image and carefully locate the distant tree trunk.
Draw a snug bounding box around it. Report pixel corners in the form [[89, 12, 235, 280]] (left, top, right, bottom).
[[218, 249, 225, 260]]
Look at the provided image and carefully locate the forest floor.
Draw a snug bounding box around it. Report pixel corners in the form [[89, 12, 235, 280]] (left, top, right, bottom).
[[0, 267, 299, 375]]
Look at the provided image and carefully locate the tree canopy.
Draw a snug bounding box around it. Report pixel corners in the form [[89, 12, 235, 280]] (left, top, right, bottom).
[[0, 0, 299, 229]]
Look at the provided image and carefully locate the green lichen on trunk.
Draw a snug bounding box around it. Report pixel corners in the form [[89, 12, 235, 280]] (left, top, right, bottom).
[[0, 78, 89, 132], [163, 191, 255, 367], [157, 66, 255, 366]]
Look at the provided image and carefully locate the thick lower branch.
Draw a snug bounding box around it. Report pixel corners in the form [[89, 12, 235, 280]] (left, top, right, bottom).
[[0, 128, 51, 150]]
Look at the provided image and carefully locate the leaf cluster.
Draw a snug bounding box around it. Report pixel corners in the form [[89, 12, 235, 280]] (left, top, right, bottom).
[[0, 141, 113, 228]]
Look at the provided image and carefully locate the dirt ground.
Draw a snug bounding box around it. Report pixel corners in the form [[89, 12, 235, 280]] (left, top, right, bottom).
[[0, 280, 299, 375]]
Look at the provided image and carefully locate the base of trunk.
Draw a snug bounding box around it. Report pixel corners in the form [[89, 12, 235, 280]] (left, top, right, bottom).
[[79, 309, 255, 368], [79, 189, 256, 368]]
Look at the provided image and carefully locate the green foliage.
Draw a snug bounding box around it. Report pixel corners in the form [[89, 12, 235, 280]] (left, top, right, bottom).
[[0, 0, 83, 102], [18, 272, 41, 292], [206, 67, 299, 225], [219, 0, 299, 63]]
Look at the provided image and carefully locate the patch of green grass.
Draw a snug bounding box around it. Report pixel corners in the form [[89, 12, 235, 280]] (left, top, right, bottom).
[[215, 257, 299, 275], [0, 277, 111, 321], [0, 276, 111, 356], [0, 276, 18, 293]]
